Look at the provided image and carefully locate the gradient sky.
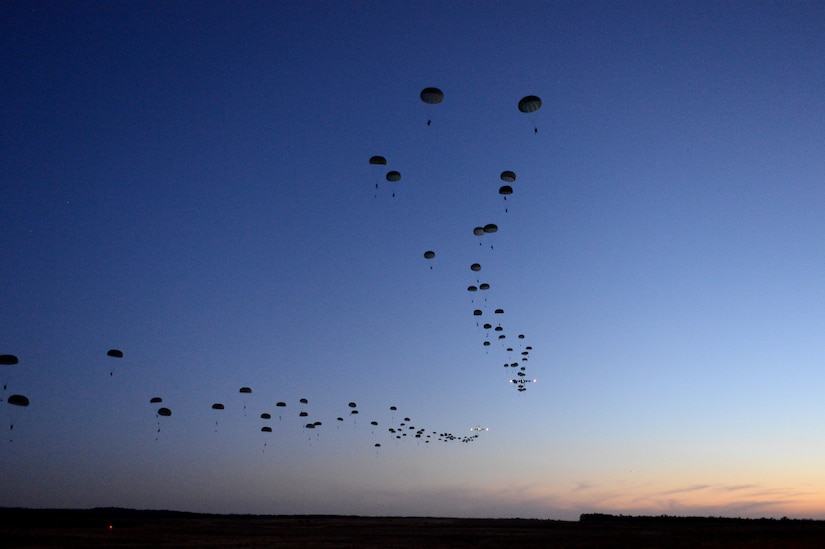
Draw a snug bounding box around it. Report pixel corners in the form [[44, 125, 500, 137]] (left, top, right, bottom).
[[2, 1, 825, 520]]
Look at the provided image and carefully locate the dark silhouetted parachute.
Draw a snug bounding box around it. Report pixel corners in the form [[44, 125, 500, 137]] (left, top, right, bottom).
[[424, 250, 435, 259], [370, 421, 378, 426], [518, 95, 542, 133], [299, 411, 308, 417], [473, 227, 485, 236], [470, 263, 481, 272], [212, 403, 224, 410], [483, 224, 498, 233], [8, 394, 29, 407], [261, 413, 271, 420], [107, 349, 123, 358], [0, 355, 19, 365], [499, 185, 513, 196], [495, 308, 504, 314], [420, 87, 444, 104], [479, 283, 490, 290], [348, 402, 357, 408], [150, 397, 162, 404], [276, 402, 286, 407], [500, 171, 516, 183], [386, 171, 401, 182], [157, 407, 171, 416], [473, 309, 482, 316], [518, 95, 542, 113], [369, 155, 387, 165], [299, 398, 308, 404], [468, 285, 478, 292], [239, 387, 252, 394], [389, 406, 397, 411], [261, 426, 272, 432]]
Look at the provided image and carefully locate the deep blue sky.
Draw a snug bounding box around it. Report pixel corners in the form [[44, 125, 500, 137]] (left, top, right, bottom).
[[2, 1, 825, 519]]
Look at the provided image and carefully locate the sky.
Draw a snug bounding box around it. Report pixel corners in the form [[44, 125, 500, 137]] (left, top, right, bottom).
[[2, 1, 825, 520]]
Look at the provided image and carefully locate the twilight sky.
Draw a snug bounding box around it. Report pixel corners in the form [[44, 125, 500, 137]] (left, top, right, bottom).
[[2, 1, 825, 520]]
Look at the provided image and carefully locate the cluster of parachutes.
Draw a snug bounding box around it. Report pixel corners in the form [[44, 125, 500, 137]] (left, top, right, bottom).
[[399, 87, 541, 393]]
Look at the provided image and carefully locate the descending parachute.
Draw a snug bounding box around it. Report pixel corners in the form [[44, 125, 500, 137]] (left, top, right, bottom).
[[239, 387, 252, 394], [518, 95, 542, 133], [299, 398, 308, 404], [386, 170, 401, 182], [470, 263, 481, 272], [424, 250, 435, 259], [212, 403, 224, 410], [348, 402, 357, 408], [518, 95, 542, 113], [420, 87, 444, 104], [107, 349, 123, 358], [7, 394, 29, 407], [0, 355, 19, 365], [261, 413, 271, 420], [483, 224, 498, 233], [150, 397, 162, 404], [499, 185, 513, 196], [369, 155, 387, 165], [500, 171, 516, 183], [157, 407, 171, 416], [261, 426, 272, 432]]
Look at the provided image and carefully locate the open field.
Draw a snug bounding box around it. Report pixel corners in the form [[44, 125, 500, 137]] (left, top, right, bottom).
[[3, 509, 825, 548]]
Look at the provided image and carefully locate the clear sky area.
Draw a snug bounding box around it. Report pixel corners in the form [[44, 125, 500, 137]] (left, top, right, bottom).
[[2, 1, 825, 520]]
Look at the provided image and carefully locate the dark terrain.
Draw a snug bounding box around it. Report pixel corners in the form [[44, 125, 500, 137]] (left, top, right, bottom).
[[2, 508, 825, 548]]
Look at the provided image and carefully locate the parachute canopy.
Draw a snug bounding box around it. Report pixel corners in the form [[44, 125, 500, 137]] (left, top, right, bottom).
[[261, 413, 271, 419], [157, 407, 172, 417], [348, 402, 357, 408], [470, 263, 481, 272], [212, 403, 225, 410], [150, 397, 163, 404], [369, 155, 387, 165], [483, 224, 498, 233], [8, 394, 29, 407], [276, 402, 286, 407], [386, 171, 401, 182], [261, 426, 272, 432], [420, 87, 444, 104], [423, 250, 435, 259], [299, 398, 308, 404], [473, 227, 485, 236], [0, 354, 19, 365], [518, 95, 542, 113], [499, 185, 513, 196], [107, 349, 123, 358], [500, 170, 516, 183]]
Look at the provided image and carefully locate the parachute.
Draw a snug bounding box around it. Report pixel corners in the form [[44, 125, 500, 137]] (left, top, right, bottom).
[[348, 402, 357, 408], [276, 402, 286, 407], [483, 224, 498, 233], [499, 185, 513, 196], [500, 171, 516, 183], [473, 309, 482, 316], [386, 171, 401, 182], [299, 411, 308, 417], [0, 355, 19, 365], [470, 263, 481, 272], [107, 349, 123, 358], [467, 285, 478, 292], [150, 397, 163, 403], [157, 407, 171, 417], [8, 394, 29, 407], [261, 413, 271, 420], [420, 87, 444, 104], [212, 403, 224, 410], [299, 398, 308, 404], [423, 251, 435, 259], [369, 155, 387, 165], [239, 387, 252, 394], [518, 95, 542, 113], [261, 426, 272, 432], [479, 283, 490, 290]]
